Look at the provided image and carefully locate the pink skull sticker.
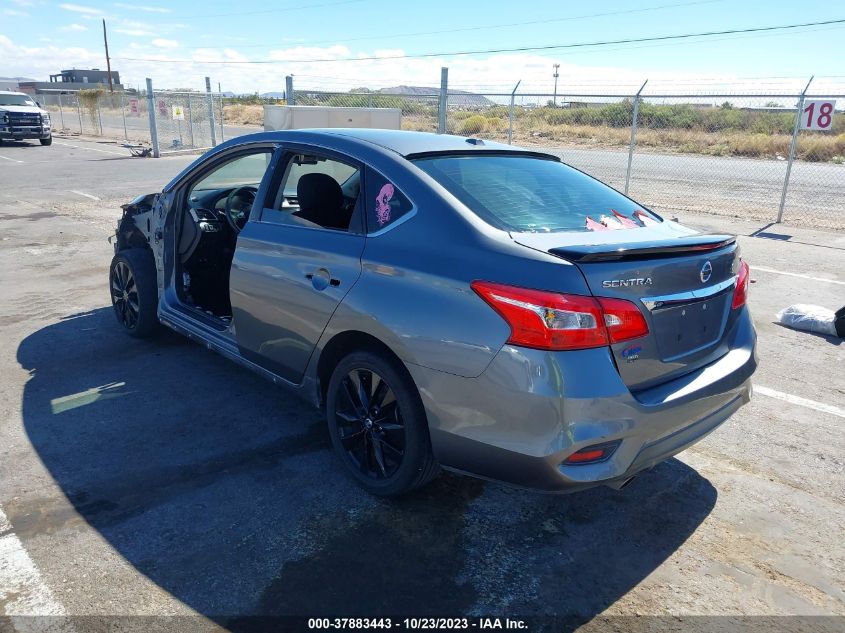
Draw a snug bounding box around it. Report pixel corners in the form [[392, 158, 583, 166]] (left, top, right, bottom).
[[375, 183, 395, 226]]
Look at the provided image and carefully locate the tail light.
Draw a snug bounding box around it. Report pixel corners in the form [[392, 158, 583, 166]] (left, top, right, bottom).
[[471, 281, 648, 351], [732, 260, 750, 309]]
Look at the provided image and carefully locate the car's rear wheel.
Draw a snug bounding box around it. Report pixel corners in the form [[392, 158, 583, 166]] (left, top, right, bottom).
[[40, 136, 52, 146], [326, 350, 439, 497], [109, 248, 158, 338]]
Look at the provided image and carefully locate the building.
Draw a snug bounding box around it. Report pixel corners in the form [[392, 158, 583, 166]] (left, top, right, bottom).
[[49, 69, 120, 86], [17, 68, 124, 95]]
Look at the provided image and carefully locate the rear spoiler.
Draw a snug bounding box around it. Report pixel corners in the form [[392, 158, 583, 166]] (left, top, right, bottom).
[[549, 235, 736, 263]]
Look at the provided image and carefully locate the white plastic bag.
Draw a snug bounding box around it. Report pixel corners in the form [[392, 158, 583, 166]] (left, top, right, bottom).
[[775, 304, 838, 337]]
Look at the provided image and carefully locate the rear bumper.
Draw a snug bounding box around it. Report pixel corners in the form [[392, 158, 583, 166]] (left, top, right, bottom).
[[408, 308, 757, 492]]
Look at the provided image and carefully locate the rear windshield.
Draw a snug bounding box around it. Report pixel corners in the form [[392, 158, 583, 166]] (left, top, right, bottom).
[[413, 154, 658, 233]]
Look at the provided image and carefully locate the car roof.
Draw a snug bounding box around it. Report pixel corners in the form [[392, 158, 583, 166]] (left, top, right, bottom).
[[242, 128, 547, 158], [0, 91, 28, 96]]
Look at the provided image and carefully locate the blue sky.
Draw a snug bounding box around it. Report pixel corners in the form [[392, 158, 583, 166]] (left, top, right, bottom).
[[1, 0, 844, 93]]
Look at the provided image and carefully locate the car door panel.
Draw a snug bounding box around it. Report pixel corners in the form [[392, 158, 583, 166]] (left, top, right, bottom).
[[230, 217, 365, 384]]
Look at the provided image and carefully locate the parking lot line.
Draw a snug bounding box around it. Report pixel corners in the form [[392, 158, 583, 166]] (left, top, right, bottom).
[[0, 154, 24, 163], [53, 141, 126, 157], [0, 506, 68, 619], [70, 190, 101, 202], [755, 385, 845, 419], [753, 265, 845, 286]]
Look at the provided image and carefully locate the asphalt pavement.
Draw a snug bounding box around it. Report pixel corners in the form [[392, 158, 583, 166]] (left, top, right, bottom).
[[0, 137, 843, 631]]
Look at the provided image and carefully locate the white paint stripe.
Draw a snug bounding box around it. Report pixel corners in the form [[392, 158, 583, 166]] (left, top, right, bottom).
[[754, 266, 845, 286], [0, 507, 69, 620], [53, 141, 126, 156], [0, 154, 24, 163], [69, 190, 101, 202], [756, 385, 845, 419]]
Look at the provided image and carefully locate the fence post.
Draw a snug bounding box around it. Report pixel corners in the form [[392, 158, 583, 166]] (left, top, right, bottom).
[[186, 94, 195, 147], [218, 85, 225, 143], [97, 101, 103, 136], [368, 93, 373, 109], [76, 94, 83, 134], [625, 79, 648, 195], [438, 67, 448, 134], [205, 77, 217, 147], [145, 78, 160, 158], [286, 76, 295, 106], [58, 93, 65, 131], [508, 80, 521, 145], [777, 76, 813, 223], [120, 91, 128, 140]]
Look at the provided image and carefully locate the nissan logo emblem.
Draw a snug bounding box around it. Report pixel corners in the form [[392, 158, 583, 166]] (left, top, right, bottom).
[[700, 261, 713, 283]]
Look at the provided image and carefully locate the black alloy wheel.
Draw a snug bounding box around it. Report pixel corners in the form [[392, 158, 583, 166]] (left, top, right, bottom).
[[326, 351, 439, 496], [335, 367, 406, 479], [109, 248, 159, 338], [111, 259, 139, 330]]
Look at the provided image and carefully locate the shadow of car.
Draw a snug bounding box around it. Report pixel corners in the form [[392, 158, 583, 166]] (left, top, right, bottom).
[[14, 307, 716, 626]]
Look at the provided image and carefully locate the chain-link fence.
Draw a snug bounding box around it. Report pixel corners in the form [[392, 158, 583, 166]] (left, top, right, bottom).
[[444, 89, 844, 229], [30, 74, 843, 229], [36, 84, 227, 154], [152, 91, 225, 153], [293, 90, 440, 132]]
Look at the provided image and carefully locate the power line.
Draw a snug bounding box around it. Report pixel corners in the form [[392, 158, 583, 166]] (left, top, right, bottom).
[[113, 17, 845, 65], [165, 0, 721, 50]]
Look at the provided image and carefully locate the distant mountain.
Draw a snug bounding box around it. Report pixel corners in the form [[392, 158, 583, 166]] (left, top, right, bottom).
[[0, 76, 36, 82], [260, 92, 285, 99]]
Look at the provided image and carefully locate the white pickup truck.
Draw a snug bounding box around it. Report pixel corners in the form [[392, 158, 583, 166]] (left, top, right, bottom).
[[0, 91, 52, 146]]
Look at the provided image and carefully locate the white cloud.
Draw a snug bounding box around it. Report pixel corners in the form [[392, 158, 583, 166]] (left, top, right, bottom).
[[1, 34, 841, 97], [10, 0, 35, 5], [3, 8, 29, 15], [59, 23, 88, 31], [59, 3, 103, 14], [114, 2, 171, 13], [115, 28, 154, 36], [152, 38, 179, 48]]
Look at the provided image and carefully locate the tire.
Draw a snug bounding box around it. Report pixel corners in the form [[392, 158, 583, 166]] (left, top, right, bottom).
[[40, 136, 52, 146], [326, 350, 439, 497], [109, 248, 159, 338]]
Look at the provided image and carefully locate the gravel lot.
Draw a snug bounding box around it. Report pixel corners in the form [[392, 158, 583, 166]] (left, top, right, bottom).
[[0, 137, 843, 632]]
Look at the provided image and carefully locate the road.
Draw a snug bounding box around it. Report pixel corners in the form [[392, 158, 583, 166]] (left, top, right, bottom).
[[0, 137, 843, 630]]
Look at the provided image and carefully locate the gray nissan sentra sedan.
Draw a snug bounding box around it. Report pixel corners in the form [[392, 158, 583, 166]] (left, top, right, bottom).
[[109, 129, 757, 497]]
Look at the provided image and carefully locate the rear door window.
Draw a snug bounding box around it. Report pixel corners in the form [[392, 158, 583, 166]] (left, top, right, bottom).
[[413, 154, 658, 233], [364, 168, 413, 233]]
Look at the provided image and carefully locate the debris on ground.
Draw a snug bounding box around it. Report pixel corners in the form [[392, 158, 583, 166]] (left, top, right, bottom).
[[775, 304, 845, 337]]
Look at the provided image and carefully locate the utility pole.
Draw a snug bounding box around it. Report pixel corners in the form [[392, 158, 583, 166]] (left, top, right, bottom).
[[552, 63, 560, 106], [102, 19, 114, 94]]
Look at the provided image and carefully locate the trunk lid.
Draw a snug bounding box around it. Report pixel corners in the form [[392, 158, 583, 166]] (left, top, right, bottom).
[[513, 222, 742, 391]]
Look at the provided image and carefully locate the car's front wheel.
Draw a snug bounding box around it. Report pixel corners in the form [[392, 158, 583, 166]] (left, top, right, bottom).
[[109, 248, 159, 338], [326, 350, 439, 497], [40, 136, 52, 146]]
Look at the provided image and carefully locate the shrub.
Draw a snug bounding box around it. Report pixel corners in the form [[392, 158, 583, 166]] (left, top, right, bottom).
[[461, 115, 488, 134], [78, 87, 105, 131]]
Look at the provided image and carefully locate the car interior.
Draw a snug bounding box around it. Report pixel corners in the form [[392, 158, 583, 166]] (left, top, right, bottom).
[[175, 151, 361, 322]]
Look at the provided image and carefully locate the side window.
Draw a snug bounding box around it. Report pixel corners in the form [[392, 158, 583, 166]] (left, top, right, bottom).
[[189, 152, 272, 200], [262, 152, 361, 233], [364, 168, 413, 233]]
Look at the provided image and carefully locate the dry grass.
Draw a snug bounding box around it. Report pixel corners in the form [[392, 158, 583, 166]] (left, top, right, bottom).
[[507, 122, 845, 162], [223, 104, 264, 126], [216, 105, 845, 163]]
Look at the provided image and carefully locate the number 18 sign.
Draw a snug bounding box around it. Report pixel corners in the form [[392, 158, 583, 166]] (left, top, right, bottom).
[[801, 100, 836, 131]]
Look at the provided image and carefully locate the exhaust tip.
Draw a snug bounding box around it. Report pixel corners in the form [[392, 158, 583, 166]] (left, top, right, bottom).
[[606, 476, 636, 491]]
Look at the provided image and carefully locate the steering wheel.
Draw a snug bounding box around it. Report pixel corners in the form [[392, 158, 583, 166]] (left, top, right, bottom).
[[224, 186, 258, 233]]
